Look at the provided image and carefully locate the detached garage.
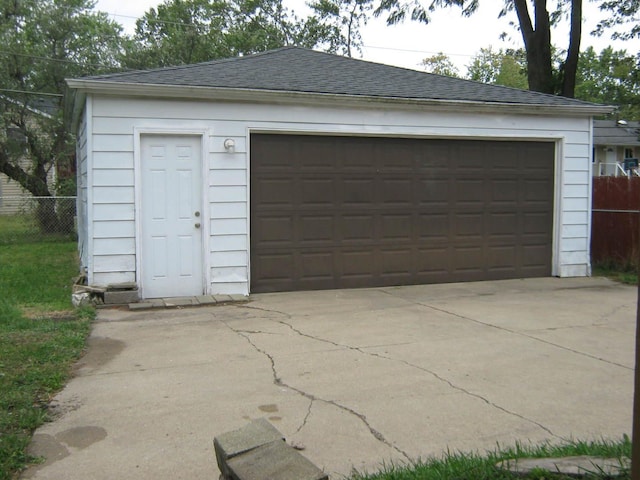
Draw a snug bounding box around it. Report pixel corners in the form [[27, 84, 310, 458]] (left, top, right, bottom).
[[66, 47, 611, 299]]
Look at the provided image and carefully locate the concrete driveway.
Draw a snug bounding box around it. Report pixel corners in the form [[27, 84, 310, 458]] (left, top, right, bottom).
[[23, 277, 635, 479]]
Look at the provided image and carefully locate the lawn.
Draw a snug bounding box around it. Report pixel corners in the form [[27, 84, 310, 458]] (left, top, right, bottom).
[[0, 215, 91, 480], [350, 438, 631, 480]]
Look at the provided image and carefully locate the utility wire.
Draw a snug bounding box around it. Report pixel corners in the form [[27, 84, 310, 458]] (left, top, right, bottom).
[[0, 88, 62, 97]]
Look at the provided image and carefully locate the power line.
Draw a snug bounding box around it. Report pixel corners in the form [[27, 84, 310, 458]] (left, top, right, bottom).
[[0, 88, 62, 97], [362, 44, 475, 58]]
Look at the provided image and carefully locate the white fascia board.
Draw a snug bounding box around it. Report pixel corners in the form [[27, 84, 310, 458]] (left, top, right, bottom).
[[65, 79, 616, 117]]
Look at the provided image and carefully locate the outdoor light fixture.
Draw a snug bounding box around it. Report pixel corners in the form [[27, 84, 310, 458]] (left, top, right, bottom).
[[223, 138, 236, 152]]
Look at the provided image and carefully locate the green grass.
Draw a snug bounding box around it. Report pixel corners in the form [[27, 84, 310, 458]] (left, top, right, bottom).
[[350, 438, 631, 480], [0, 215, 92, 479], [592, 263, 638, 286]]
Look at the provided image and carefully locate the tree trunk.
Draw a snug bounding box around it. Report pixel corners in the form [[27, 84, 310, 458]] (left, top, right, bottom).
[[513, 0, 554, 94], [561, 0, 582, 98]]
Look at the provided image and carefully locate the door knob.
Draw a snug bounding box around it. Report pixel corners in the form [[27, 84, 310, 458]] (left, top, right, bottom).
[[195, 223, 201, 229]]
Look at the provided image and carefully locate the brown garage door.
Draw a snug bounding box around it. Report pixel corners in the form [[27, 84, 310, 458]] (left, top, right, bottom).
[[250, 134, 554, 293]]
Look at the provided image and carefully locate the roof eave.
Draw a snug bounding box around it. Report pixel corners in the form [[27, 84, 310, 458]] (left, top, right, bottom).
[[65, 79, 615, 117]]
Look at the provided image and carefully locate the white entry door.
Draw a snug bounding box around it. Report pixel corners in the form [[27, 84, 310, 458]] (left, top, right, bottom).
[[140, 135, 204, 298]]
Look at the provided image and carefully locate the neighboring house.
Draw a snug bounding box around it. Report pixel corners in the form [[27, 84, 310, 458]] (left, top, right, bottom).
[[592, 119, 640, 176], [66, 47, 612, 299], [0, 96, 58, 215]]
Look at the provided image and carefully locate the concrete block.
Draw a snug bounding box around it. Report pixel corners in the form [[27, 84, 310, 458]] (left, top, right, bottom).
[[213, 295, 233, 304], [104, 289, 139, 305], [226, 440, 327, 480], [196, 295, 217, 305], [229, 294, 249, 303], [214, 419, 283, 478], [149, 299, 165, 308], [163, 297, 196, 307]]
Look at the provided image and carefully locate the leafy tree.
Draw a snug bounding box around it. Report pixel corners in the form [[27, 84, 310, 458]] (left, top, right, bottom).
[[421, 52, 460, 77], [594, 0, 640, 41], [466, 47, 528, 89], [373, 0, 583, 97], [575, 46, 640, 119], [307, 0, 374, 57], [125, 0, 327, 69], [0, 0, 123, 232]]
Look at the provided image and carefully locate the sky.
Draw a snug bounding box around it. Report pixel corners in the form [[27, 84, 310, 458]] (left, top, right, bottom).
[[94, 0, 638, 73]]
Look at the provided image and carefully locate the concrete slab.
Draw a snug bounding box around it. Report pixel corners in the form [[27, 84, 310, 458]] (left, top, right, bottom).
[[22, 278, 635, 480]]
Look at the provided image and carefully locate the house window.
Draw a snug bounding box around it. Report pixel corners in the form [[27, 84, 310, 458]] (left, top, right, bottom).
[[625, 148, 634, 158]]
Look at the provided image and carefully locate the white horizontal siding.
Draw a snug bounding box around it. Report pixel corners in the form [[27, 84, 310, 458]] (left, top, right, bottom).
[[93, 271, 135, 287], [93, 152, 134, 169], [93, 169, 134, 186], [94, 238, 136, 255], [211, 218, 247, 235], [209, 202, 247, 219], [93, 254, 135, 272], [93, 186, 134, 204], [86, 95, 593, 296], [210, 251, 247, 267], [94, 220, 135, 238]]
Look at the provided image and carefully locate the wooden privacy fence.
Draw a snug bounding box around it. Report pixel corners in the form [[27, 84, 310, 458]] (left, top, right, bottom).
[[591, 177, 640, 266]]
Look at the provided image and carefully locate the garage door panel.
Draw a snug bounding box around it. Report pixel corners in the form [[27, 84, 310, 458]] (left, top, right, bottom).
[[342, 250, 377, 278], [254, 179, 297, 207], [380, 214, 412, 240], [488, 213, 518, 235], [380, 249, 414, 276], [299, 216, 334, 242], [418, 213, 449, 240], [523, 212, 553, 234], [253, 253, 295, 289], [418, 179, 450, 206], [251, 134, 553, 293], [254, 216, 293, 244], [341, 215, 375, 241], [454, 213, 485, 237], [487, 246, 517, 268], [343, 179, 376, 205], [300, 252, 334, 280], [301, 178, 335, 206], [491, 180, 519, 202], [380, 178, 413, 205]]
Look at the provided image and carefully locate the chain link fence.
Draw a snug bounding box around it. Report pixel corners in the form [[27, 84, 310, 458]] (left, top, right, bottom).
[[0, 196, 77, 244]]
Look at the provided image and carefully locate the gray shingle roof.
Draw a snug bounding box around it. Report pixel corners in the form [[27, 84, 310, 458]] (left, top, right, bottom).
[[594, 120, 640, 146], [80, 47, 601, 108]]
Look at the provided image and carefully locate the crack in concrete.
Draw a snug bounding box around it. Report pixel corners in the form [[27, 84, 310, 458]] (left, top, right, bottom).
[[221, 316, 411, 461], [233, 304, 564, 442], [378, 291, 632, 371], [295, 398, 314, 434]]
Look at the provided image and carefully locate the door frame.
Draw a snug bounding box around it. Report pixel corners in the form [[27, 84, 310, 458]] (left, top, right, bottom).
[[134, 127, 211, 299]]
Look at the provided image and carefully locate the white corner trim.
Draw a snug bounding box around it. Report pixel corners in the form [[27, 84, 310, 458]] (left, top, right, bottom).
[[85, 96, 94, 285]]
